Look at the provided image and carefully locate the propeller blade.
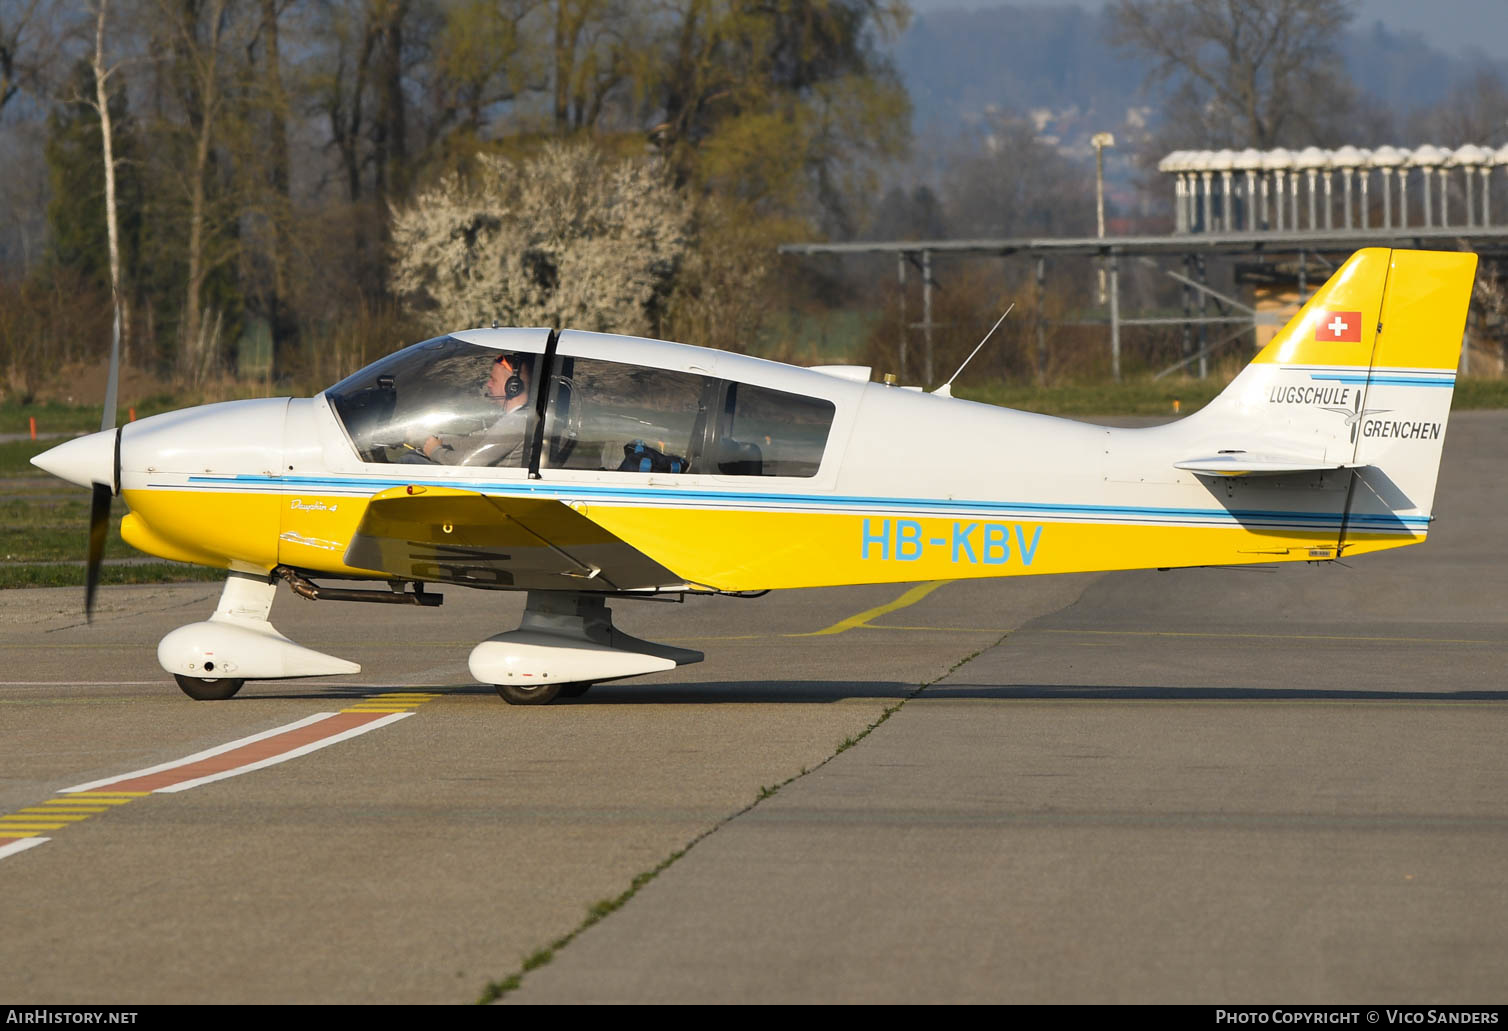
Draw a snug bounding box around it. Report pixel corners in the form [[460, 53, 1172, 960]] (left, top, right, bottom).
[[87, 299, 123, 619], [85, 481, 111, 622]]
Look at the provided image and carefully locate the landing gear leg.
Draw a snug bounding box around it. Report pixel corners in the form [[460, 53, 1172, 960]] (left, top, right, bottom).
[[158, 570, 361, 699], [472, 592, 703, 705]]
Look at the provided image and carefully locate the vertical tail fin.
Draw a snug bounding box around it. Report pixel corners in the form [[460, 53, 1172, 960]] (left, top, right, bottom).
[[1189, 247, 1477, 547]]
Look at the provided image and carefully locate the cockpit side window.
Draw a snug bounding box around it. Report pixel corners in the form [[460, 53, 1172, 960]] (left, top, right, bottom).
[[324, 336, 538, 467], [715, 381, 833, 477], [542, 356, 710, 473]]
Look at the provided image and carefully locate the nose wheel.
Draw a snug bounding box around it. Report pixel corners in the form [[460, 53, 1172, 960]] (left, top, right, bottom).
[[173, 674, 245, 700]]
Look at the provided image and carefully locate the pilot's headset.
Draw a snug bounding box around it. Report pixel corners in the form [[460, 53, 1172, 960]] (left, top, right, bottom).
[[488, 353, 526, 401]]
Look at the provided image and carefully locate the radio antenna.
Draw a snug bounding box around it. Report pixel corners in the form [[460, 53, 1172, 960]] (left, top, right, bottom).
[[933, 302, 1014, 397]]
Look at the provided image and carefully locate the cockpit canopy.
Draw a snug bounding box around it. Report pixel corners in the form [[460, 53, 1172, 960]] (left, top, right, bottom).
[[325, 335, 538, 467], [325, 332, 836, 477]]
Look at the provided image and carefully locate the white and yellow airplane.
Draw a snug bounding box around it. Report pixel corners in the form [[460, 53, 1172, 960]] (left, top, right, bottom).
[[32, 247, 1476, 703]]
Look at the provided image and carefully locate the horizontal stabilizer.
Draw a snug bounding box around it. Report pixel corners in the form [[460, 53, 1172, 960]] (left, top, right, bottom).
[[1173, 452, 1367, 477]]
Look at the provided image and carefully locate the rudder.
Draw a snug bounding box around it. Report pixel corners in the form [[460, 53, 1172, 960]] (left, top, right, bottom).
[[1345, 249, 1476, 540]]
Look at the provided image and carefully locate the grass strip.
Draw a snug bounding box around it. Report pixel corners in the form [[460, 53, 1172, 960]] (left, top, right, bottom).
[[0, 562, 223, 589], [0, 397, 185, 436]]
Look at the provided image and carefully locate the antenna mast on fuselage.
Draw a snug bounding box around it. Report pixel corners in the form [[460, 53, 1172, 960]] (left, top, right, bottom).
[[933, 302, 1015, 397]]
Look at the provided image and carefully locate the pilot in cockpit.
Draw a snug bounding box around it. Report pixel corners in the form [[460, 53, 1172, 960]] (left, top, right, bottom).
[[417, 351, 534, 467]]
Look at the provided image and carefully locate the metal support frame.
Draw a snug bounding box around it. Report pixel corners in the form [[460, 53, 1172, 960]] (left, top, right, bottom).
[[1109, 255, 1121, 381], [896, 253, 908, 380], [780, 226, 1508, 387], [895, 249, 941, 385], [921, 249, 935, 384], [1034, 256, 1047, 385]]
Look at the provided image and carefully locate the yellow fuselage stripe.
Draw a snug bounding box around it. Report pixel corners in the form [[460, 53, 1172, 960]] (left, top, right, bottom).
[[121, 488, 1420, 592]]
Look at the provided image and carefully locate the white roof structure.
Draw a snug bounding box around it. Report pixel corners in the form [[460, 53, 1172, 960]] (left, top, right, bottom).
[[1451, 144, 1489, 167], [1331, 145, 1364, 168], [1293, 146, 1331, 170], [1261, 147, 1293, 171], [1232, 147, 1265, 170], [1406, 144, 1447, 167]]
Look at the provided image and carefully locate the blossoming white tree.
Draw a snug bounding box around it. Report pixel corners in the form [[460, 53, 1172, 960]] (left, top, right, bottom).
[[391, 141, 690, 337]]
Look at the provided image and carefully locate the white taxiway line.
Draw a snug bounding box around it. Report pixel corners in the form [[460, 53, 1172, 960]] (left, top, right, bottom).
[[0, 838, 50, 860], [0, 681, 167, 686]]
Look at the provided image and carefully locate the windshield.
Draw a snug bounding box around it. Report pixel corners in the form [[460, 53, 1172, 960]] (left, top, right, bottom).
[[325, 336, 539, 467]]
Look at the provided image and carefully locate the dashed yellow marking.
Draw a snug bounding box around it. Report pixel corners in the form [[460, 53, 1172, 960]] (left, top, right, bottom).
[[0, 790, 146, 844], [341, 692, 443, 714], [46, 797, 136, 806], [3, 702, 448, 860]]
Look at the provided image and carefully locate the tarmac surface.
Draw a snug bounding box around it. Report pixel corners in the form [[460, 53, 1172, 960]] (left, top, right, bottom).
[[1, 412, 1506, 1004]]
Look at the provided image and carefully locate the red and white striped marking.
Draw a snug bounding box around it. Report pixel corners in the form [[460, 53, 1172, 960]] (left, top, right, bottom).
[[63, 710, 412, 794], [1, 694, 438, 862]]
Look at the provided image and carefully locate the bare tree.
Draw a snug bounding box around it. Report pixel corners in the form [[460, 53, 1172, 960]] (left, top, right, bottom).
[[1410, 66, 1508, 147], [941, 115, 1095, 238], [1107, 0, 1358, 149], [0, 0, 45, 119], [90, 0, 127, 373]]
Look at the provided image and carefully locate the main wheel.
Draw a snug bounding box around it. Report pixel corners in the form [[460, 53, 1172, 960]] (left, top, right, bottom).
[[558, 682, 593, 699], [173, 674, 245, 701], [493, 682, 562, 705]]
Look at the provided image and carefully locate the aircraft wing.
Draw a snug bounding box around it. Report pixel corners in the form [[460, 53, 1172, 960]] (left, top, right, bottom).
[[343, 485, 686, 591]]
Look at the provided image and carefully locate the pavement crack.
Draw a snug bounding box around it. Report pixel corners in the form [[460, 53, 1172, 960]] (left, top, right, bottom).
[[475, 628, 1014, 1005]]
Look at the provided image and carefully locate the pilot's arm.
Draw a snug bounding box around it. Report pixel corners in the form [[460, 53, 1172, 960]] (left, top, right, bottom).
[[425, 411, 528, 467]]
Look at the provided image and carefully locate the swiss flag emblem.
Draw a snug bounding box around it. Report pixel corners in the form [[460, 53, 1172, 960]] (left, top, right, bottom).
[[1316, 311, 1363, 342]]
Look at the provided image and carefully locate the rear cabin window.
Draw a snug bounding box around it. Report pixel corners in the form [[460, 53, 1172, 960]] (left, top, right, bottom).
[[716, 382, 834, 478], [541, 357, 835, 478], [543, 356, 711, 473]]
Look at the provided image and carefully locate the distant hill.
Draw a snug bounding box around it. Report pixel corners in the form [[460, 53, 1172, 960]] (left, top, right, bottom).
[[895, 3, 1504, 146], [896, 5, 1143, 133]]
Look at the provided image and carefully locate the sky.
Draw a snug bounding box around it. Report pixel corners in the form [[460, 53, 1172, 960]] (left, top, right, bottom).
[[904, 0, 1508, 61]]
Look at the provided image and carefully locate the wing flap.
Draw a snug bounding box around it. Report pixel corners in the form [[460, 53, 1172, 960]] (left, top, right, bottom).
[[1174, 452, 1367, 477], [343, 486, 683, 591]]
